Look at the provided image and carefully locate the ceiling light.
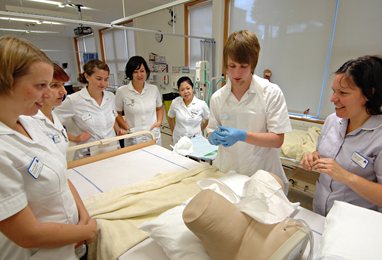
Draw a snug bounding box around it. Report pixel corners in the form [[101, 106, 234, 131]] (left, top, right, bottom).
[[25, 0, 63, 6], [25, 0, 92, 10], [0, 28, 58, 34], [42, 21, 62, 25], [0, 16, 61, 25]]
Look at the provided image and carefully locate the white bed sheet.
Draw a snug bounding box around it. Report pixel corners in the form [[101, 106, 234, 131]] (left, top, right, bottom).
[[68, 145, 200, 200], [67, 144, 325, 260]]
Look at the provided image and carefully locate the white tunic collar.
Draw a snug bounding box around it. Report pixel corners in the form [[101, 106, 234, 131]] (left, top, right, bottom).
[[127, 81, 147, 95], [79, 86, 109, 106]]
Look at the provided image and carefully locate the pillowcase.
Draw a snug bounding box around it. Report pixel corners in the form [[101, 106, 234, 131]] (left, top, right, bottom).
[[139, 203, 210, 260], [320, 201, 382, 260]]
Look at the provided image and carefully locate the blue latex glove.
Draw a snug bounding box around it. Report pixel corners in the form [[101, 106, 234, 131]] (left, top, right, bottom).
[[207, 129, 226, 145], [218, 126, 247, 147]]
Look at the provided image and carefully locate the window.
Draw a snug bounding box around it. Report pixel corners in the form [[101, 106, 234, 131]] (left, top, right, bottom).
[[76, 34, 97, 72], [228, 0, 382, 118], [186, 0, 213, 69], [101, 23, 135, 87], [229, 0, 335, 118]]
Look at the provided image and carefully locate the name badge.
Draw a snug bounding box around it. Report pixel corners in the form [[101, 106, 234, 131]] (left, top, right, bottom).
[[81, 113, 92, 121], [52, 134, 61, 143], [124, 98, 134, 107], [351, 152, 368, 169], [28, 157, 43, 179]]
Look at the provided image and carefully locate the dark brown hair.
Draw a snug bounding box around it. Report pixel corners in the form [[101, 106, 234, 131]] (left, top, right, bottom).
[[77, 59, 110, 84]]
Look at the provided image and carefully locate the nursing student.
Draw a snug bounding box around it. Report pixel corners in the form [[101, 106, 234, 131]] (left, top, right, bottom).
[[207, 30, 292, 192], [168, 76, 209, 144], [55, 59, 124, 159], [32, 63, 69, 155], [115, 56, 164, 146], [301, 56, 382, 216], [0, 36, 96, 259]]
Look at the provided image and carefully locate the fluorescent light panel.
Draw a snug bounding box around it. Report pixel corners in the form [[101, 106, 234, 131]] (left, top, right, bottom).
[[26, 0, 62, 6], [25, 0, 92, 10], [0, 28, 58, 33], [0, 16, 62, 24]]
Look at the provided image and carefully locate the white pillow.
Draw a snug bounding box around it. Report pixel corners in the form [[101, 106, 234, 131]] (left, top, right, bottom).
[[139, 173, 249, 260], [320, 201, 382, 260], [140, 203, 210, 260]]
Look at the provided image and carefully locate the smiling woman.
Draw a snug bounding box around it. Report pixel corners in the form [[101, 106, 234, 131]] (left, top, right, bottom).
[[0, 35, 97, 260], [115, 55, 164, 147], [167, 76, 209, 145], [301, 55, 382, 216], [54, 59, 122, 159]]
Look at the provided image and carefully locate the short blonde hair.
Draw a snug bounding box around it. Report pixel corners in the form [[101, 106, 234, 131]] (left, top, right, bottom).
[[0, 35, 52, 95], [223, 30, 260, 73]]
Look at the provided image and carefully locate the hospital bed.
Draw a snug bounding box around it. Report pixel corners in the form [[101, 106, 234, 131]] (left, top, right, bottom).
[[67, 131, 325, 260], [280, 116, 324, 207]]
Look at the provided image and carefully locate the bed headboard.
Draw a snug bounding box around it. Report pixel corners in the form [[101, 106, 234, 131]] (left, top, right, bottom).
[[289, 115, 324, 131]]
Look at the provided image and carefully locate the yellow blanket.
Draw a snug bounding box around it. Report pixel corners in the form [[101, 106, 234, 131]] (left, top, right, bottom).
[[84, 164, 223, 260]]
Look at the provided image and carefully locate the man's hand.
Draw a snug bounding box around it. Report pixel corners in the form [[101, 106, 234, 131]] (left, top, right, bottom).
[[218, 126, 247, 147]]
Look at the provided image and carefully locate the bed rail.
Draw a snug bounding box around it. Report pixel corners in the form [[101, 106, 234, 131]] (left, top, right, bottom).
[[67, 130, 155, 152], [67, 131, 156, 169]]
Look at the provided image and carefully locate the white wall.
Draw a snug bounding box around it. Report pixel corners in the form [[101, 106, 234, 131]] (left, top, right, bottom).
[[134, 6, 185, 69], [133, 1, 225, 93], [0, 32, 78, 83]]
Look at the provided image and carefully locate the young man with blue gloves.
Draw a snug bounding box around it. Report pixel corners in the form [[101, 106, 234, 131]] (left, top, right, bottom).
[[207, 30, 292, 193]]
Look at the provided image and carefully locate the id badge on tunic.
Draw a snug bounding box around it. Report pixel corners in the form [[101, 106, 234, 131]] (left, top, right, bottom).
[[81, 113, 92, 121], [351, 151, 368, 169], [28, 157, 43, 179], [52, 134, 61, 143]]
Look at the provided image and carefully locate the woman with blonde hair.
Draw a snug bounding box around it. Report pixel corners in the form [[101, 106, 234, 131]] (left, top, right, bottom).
[[0, 36, 96, 259]]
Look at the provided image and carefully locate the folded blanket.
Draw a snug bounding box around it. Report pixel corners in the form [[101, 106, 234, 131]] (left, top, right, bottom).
[[84, 164, 223, 260], [281, 126, 321, 161]]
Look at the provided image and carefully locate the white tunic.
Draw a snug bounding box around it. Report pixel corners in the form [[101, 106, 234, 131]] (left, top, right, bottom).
[[32, 110, 69, 156], [115, 82, 163, 145], [55, 87, 118, 158], [207, 75, 292, 187], [0, 117, 78, 260], [168, 96, 209, 144]]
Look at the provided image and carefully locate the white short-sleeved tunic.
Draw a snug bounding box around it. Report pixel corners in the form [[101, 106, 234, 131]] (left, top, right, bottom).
[[168, 96, 209, 144], [55, 87, 118, 158], [115, 82, 163, 145], [0, 117, 78, 260], [207, 75, 292, 188], [32, 110, 69, 156], [314, 113, 382, 216]]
